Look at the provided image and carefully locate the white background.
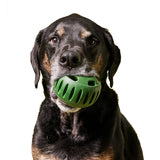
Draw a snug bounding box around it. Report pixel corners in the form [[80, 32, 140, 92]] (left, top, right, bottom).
[[1, 0, 160, 159]]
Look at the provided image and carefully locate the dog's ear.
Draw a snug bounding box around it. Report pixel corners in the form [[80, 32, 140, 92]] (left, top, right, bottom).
[[103, 29, 121, 87], [30, 30, 44, 88]]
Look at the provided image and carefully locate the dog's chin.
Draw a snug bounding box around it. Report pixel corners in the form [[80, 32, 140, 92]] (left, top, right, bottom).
[[56, 99, 81, 113]]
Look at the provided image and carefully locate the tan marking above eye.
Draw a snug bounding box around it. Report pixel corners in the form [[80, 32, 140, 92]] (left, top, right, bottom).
[[81, 29, 91, 39], [57, 27, 65, 37]]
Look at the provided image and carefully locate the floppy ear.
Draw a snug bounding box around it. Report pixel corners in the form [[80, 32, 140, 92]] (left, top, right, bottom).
[[30, 30, 44, 88], [103, 29, 121, 87]]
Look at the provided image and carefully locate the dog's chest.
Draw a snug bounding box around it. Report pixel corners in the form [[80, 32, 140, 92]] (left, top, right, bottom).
[[33, 105, 114, 160], [38, 154, 112, 160], [33, 149, 113, 160], [32, 142, 113, 160]]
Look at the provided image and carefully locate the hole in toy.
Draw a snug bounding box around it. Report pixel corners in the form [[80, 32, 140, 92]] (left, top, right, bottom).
[[68, 76, 78, 81], [54, 81, 58, 87], [88, 80, 95, 86], [83, 92, 89, 104], [58, 80, 63, 92], [69, 87, 75, 100], [76, 90, 82, 103], [89, 92, 95, 104], [63, 84, 69, 96]]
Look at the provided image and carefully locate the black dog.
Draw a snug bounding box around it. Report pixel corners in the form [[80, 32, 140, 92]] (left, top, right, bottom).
[[31, 14, 143, 160]]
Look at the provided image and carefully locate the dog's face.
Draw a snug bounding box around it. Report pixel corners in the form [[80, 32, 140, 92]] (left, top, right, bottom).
[[31, 14, 121, 112]]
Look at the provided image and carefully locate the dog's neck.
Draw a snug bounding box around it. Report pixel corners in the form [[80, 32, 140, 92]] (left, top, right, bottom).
[[58, 107, 96, 143], [60, 111, 81, 138]]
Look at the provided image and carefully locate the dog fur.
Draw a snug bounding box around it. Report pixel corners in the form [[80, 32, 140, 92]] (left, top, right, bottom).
[[31, 14, 143, 160]]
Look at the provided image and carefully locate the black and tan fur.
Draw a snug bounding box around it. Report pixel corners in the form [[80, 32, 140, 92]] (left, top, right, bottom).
[[30, 14, 143, 160]]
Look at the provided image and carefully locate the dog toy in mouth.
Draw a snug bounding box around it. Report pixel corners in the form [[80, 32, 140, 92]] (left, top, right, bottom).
[[54, 75, 101, 108]]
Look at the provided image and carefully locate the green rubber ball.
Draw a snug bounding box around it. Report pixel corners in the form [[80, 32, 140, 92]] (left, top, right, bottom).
[[54, 76, 101, 108]]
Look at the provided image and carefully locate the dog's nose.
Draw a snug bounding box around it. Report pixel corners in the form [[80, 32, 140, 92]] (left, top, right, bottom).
[[59, 51, 82, 68]]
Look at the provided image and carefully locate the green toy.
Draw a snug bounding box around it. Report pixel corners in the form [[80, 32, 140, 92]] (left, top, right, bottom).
[[54, 75, 101, 108]]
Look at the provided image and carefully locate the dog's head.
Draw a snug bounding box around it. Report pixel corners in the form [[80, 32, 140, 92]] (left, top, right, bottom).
[[31, 14, 121, 112]]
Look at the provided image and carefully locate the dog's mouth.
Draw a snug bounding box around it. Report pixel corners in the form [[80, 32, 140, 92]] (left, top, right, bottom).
[[50, 74, 101, 112]]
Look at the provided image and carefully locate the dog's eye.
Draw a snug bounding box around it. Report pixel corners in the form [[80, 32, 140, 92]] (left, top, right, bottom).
[[51, 37, 59, 45], [86, 36, 98, 47]]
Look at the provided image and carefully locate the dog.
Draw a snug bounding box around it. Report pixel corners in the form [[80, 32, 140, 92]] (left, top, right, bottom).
[[31, 14, 143, 160]]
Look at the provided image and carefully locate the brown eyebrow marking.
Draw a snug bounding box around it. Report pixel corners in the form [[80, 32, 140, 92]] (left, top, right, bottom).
[[57, 27, 65, 37], [81, 29, 91, 39]]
